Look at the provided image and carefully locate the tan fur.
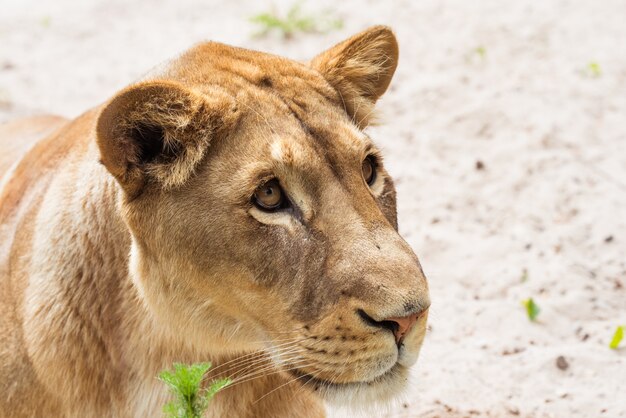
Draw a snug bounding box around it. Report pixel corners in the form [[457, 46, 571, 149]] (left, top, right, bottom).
[[0, 26, 429, 417]]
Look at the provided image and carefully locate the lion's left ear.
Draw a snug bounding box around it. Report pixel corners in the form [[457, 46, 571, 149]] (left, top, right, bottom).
[[310, 26, 399, 128], [97, 80, 234, 198]]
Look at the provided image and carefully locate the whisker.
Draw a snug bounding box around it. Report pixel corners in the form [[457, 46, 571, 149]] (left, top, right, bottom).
[[223, 360, 316, 391], [224, 351, 310, 383], [252, 369, 314, 404], [229, 358, 309, 385], [204, 334, 327, 392], [203, 338, 307, 379], [213, 349, 303, 386], [207, 331, 326, 380]]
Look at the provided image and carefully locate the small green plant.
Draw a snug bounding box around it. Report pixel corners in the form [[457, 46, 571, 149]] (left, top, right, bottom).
[[40, 16, 52, 28], [520, 268, 528, 283], [250, 2, 342, 39], [464, 45, 487, 64], [583, 61, 602, 78], [159, 363, 230, 418], [609, 326, 624, 349], [475, 46, 486, 58], [522, 298, 540, 321]]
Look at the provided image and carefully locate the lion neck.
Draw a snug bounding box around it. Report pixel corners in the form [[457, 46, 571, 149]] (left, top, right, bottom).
[[37, 144, 215, 376]]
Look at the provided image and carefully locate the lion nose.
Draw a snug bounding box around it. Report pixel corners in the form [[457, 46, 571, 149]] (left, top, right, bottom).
[[384, 313, 420, 344], [358, 308, 425, 344]]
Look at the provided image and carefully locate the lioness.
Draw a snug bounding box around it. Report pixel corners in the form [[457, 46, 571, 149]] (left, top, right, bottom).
[[0, 26, 429, 417]]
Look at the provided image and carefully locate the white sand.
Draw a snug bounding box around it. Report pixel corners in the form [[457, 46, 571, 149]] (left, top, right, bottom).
[[1, 0, 625, 416]]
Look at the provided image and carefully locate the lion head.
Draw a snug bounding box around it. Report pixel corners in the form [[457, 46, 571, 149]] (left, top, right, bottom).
[[96, 26, 429, 406]]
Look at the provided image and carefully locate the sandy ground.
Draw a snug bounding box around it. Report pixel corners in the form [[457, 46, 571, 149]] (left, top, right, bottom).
[[1, 0, 625, 417]]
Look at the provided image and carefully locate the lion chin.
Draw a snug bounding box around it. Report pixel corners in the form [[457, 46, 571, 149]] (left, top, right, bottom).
[[291, 363, 410, 407]]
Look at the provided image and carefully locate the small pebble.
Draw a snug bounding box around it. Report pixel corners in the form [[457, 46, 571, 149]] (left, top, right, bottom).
[[556, 355, 569, 370]]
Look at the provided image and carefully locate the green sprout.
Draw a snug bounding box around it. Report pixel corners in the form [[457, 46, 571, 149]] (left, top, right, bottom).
[[464, 45, 487, 65], [250, 2, 342, 39], [159, 363, 230, 418], [475, 46, 486, 58], [585, 62, 602, 78], [40, 16, 51, 28], [609, 326, 624, 349], [522, 298, 540, 322], [520, 269, 528, 283]]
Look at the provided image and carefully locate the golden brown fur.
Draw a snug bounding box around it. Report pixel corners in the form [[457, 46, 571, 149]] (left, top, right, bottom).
[[0, 26, 429, 417]]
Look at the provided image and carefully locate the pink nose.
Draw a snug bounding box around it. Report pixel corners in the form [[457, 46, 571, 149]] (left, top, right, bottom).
[[358, 307, 427, 344], [384, 312, 421, 343]]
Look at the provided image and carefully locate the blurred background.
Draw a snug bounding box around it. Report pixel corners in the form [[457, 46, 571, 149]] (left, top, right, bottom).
[[2, 0, 625, 416]]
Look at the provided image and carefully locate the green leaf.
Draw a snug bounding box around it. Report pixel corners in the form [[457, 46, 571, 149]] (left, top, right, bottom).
[[249, 2, 342, 38], [522, 298, 540, 321], [40, 16, 52, 28], [206, 378, 231, 399], [520, 269, 528, 283], [159, 362, 227, 418], [587, 62, 602, 77], [162, 401, 179, 418], [609, 326, 624, 349]]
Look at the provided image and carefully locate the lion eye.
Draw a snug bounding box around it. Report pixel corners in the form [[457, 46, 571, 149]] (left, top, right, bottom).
[[253, 179, 285, 211], [362, 156, 377, 186]]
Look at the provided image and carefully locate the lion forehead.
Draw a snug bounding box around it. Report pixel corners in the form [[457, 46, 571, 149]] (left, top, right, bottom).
[[160, 41, 340, 106]]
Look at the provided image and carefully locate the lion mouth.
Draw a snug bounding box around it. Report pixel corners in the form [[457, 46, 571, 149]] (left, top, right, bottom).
[[285, 361, 403, 392]]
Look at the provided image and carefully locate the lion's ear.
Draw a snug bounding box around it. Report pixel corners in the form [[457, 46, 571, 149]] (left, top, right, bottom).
[[310, 26, 399, 128], [97, 81, 230, 197]]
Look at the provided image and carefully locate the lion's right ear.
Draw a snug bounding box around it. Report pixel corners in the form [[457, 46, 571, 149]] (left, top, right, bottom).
[[311, 26, 399, 128], [97, 80, 232, 197]]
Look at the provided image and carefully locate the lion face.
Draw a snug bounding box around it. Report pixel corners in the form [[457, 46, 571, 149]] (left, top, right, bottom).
[[96, 26, 429, 405]]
